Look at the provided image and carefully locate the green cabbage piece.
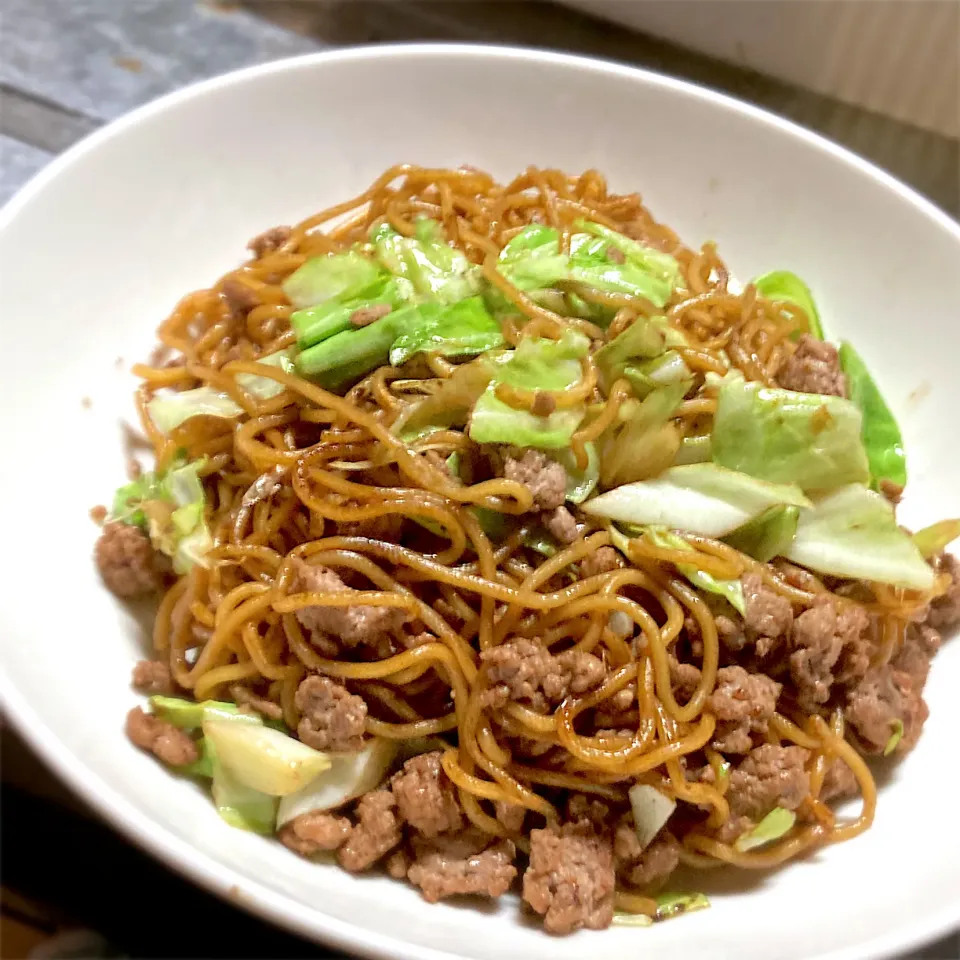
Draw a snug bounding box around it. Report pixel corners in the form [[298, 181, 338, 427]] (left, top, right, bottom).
[[912, 519, 960, 559], [599, 382, 688, 489], [786, 484, 934, 590], [674, 434, 712, 465], [389, 296, 504, 366], [393, 357, 496, 441], [883, 719, 904, 756], [654, 891, 711, 922], [612, 912, 654, 928], [208, 737, 278, 834], [146, 696, 281, 831], [723, 505, 800, 562], [494, 222, 681, 315], [752, 270, 824, 340], [712, 376, 869, 491], [522, 528, 559, 558], [734, 807, 796, 852], [296, 302, 426, 388], [282, 250, 387, 310], [148, 349, 296, 435], [583, 463, 811, 538], [623, 350, 692, 399], [181, 737, 215, 779], [468, 330, 590, 448], [639, 526, 745, 615], [291, 276, 413, 349], [595, 316, 667, 390], [149, 696, 249, 730], [554, 443, 599, 504], [372, 220, 480, 304], [575, 220, 681, 307], [497, 224, 569, 292], [111, 457, 212, 574], [148, 695, 285, 732], [838, 342, 907, 493]]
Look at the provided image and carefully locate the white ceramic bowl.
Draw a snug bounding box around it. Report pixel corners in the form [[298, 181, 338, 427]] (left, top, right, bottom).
[[1, 45, 958, 960]]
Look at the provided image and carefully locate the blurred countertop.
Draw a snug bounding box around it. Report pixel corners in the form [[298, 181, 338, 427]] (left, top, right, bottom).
[[1, 2, 957, 958]]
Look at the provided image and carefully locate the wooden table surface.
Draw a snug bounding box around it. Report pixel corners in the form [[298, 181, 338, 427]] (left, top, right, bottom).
[[1, 2, 957, 957]]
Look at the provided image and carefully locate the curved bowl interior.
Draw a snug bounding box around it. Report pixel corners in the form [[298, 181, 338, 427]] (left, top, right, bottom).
[[1, 45, 958, 960]]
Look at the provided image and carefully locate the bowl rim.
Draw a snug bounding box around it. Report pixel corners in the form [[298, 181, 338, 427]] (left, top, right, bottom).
[[1, 42, 957, 960]]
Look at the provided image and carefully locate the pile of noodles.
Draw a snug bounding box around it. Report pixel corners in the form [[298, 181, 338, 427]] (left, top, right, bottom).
[[131, 166, 928, 914]]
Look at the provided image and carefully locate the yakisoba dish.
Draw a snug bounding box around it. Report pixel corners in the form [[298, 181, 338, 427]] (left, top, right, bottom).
[[93, 165, 959, 935]]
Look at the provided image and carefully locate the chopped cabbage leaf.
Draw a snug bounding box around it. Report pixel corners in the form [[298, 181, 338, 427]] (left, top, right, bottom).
[[554, 443, 599, 503], [712, 376, 869, 491], [372, 220, 480, 304], [643, 527, 746, 614], [111, 456, 212, 574], [389, 296, 504, 366], [148, 695, 279, 731], [583, 463, 810, 538], [497, 224, 569, 292], [786, 484, 934, 590], [723, 505, 800, 563], [599, 382, 687, 488], [277, 737, 399, 827], [674, 434, 712, 465], [495, 222, 681, 312], [148, 349, 295, 434], [393, 356, 495, 441], [296, 302, 424, 387], [282, 250, 386, 310], [628, 783, 676, 850], [752, 270, 824, 340], [291, 276, 413, 349], [912, 519, 960, 559], [884, 719, 904, 757], [469, 330, 589, 448], [612, 912, 654, 928], [623, 350, 692, 399], [576, 220, 681, 307], [209, 738, 278, 834], [654, 892, 711, 922], [838, 342, 907, 492], [203, 716, 331, 797], [735, 807, 796, 852], [594, 316, 667, 390]]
